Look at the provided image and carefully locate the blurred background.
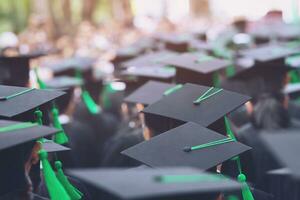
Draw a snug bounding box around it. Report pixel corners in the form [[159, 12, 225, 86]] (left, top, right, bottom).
[[0, 0, 299, 58]]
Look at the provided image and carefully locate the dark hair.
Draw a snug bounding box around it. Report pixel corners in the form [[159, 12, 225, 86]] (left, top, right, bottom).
[[144, 113, 183, 137], [0, 141, 35, 195], [251, 93, 290, 130]]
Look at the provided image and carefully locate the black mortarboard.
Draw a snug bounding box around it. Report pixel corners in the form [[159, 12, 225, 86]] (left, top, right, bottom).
[[0, 52, 46, 87], [154, 33, 191, 52], [44, 76, 83, 90], [44, 57, 96, 77], [68, 167, 241, 200], [40, 138, 70, 153], [142, 83, 250, 127], [121, 51, 178, 68], [161, 52, 231, 85], [112, 46, 144, 67], [260, 132, 300, 178], [0, 119, 59, 151], [124, 80, 176, 106], [0, 85, 64, 118], [122, 122, 251, 169], [239, 44, 299, 63], [284, 83, 300, 99]]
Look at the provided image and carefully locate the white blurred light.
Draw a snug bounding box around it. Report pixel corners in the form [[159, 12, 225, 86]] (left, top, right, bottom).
[[0, 32, 18, 48]]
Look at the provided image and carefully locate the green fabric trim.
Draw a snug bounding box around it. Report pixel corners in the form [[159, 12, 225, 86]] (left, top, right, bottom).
[[0, 88, 35, 101], [163, 84, 183, 96], [0, 122, 38, 133], [193, 87, 223, 104]]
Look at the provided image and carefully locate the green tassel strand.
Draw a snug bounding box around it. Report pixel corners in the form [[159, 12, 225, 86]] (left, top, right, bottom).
[[34, 68, 47, 89], [81, 90, 101, 114], [52, 105, 69, 144], [39, 150, 71, 200], [238, 174, 254, 200], [55, 161, 83, 200], [34, 109, 43, 125]]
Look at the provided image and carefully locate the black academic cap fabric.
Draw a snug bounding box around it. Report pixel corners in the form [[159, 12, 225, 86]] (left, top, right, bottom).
[[122, 51, 178, 68], [41, 139, 70, 153], [0, 119, 59, 151], [44, 57, 96, 74], [161, 52, 231, 74], [120, 65, 176, 80], [260, 132, 300, 178], [122, 122, 251, 169], [0, 85, 65, 118], [239, 44, 299, 63], [68, 167, 241, 200], [44, 76, 83, 89], [142, 83, 251, 127], [124, 80, 176, 105]]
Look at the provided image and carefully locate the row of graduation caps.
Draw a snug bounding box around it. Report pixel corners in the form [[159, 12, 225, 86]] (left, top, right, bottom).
[[1, 33, 300, 199]]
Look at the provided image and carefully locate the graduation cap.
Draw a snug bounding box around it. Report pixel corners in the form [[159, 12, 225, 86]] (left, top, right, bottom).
[[283, 83, 300, 99], [285, 54, 300, 68], [0, 52, 46, 87], [142, 83, 250, 127], [260, 132, 300, 178], [0, 119, 59, 151], [0, 85, 64, 119], [122, 122, 251, 170], [44, 57, 96, 77], [121, 51, 178, 68], [124, 80, 177, 106], [39, 138, 70, 153], [44, 76, 83, 90], [239, 44, 299, 63], [154, 33, 191, 52], [68, 167, 241, 200], [161, 52, 231, 85], [112, 46, 144, 67]]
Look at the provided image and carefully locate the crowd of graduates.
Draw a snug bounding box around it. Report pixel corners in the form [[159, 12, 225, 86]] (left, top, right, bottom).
[[0, 9, 300, 200]]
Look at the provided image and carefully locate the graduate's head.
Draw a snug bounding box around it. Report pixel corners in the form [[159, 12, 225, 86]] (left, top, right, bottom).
[[0, 141, 38, 195], [143, 113, 183, 139], [251, 92, 290, 130]]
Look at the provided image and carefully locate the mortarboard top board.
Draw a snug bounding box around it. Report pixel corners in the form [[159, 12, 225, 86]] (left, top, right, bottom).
[[122, 122, 251, 170], [44, 57, 96, 76], [285, 54, 300, 68], [0, 51, 47, 87], [120, 65, 176, 80], [267, 168, 291, 176], [39, 138, 70, 153], [283, 83, 300, 99], [142, 83, 251, 127], [44, 76, 83, 90], [121, 51, 178, 68], [112, 46, 144, 66], [0, 119, 59, 151], [124, 80, 176, 106], [161, 52, 231, 85], [0, 85, 65, 118], [259, 132, 300, 179], [154, 33, 191, 53], [68, 167, 241, 200], [238, 44, 299, 63]]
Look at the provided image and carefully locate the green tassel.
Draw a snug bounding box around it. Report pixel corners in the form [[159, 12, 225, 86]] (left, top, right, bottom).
[[34, 68, 47, 89], [34, 109, 43, 125], [52, 105, 69, 144], [226, 65, 236, 78], [238, 174, 255, 200], [81, 90, 101, 114], [224, 116, 236, 140], [288, 70, 300, 83], [212, 72, 220, 87], [227, 195, 240, 200], [55, 161, 83, 200], [39, 150, 71, 200]]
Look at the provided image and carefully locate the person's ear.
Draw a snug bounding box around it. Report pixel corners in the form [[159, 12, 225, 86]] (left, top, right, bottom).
[[143, 126, 152, 141], [245, 101, 254, 115], [30, 142, 42, 165]]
